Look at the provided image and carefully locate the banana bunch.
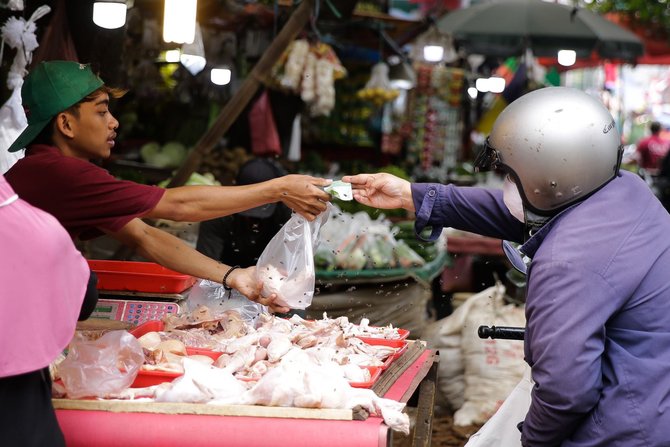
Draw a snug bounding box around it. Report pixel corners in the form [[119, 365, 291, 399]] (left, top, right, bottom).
[[356, 87, 399, 106], [356, 62, 399, 107]]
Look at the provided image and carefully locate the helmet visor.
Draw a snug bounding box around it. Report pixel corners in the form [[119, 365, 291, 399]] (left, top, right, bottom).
[[474, 138, 503, 172]]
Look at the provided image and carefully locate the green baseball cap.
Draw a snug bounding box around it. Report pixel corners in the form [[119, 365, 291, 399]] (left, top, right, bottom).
[[8, 61, 105, 153]]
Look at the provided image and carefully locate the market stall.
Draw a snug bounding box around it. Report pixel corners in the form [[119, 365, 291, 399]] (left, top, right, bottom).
[[54, 348, 437, 447], [51, 259, 439, 446]]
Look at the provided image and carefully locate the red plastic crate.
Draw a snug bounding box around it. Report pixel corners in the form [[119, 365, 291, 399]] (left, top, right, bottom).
[[88, 260, 196, 294]]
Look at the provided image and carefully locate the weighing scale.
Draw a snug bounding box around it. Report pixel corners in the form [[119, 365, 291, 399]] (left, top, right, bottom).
[[91, 289, 189, 324]]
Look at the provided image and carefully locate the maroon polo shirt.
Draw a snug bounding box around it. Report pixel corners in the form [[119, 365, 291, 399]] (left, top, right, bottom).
[[5, 145, 165, 240]]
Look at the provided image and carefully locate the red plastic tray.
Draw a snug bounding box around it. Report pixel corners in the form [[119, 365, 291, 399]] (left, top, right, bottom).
[[357, 328, 410, 340], [88, 260, 196, 294], [130, 320, 165, 337], [359, 338, 409, 365], [132, 346, 225, 388], [130, 320, 222, 388], [132, 368, 181, 388], [349, 366, 382, 388]]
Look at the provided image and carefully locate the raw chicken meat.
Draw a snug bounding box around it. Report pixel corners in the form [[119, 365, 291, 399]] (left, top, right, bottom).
[[244, 349, 410, 433], [155, 358, 249, 404]]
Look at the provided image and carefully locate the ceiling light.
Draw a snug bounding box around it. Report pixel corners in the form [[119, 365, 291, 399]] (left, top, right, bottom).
[[558, 49, 576, 67], [211, 67, 232, 85], [475, 78, 490, 92], [488, 76, 506, 93], [164, 49, 181, 63], [163, 0, 197, 44], [92, 1, 127, 30], [475, 77, 506, 93], [423, 45, 444, 63]]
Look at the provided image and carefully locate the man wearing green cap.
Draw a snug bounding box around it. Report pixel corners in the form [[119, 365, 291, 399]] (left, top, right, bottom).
[[5, 60, 331, 312]]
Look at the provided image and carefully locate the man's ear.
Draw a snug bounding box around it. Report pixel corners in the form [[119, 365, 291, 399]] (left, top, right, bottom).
[[55, 112, 75, 139]]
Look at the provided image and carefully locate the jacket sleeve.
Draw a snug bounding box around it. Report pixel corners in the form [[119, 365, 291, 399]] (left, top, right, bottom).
[[411, 183, 524, 243], [521, 261, 618, 445]]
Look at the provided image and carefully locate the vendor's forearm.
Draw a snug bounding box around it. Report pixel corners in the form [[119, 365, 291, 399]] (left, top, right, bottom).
[[149, 184, 277, 222], [107, 219, 230, 284], [142, 232, 228, 283]]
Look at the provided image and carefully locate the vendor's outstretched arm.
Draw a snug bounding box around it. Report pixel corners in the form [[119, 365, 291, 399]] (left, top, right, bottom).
[[341, 173, 414, 212], [148, 175, 332, 222], [106, 218, 290, 313]]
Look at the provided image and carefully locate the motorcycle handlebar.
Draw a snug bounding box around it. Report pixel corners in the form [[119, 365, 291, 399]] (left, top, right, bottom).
[[478, 325, 525, 340]]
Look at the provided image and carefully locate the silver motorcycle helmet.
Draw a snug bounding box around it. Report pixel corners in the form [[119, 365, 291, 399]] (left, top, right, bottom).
[[475, 87, 623, 215]]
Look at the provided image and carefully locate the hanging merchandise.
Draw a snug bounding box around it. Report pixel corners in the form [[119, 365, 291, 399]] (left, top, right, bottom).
[[248, 90, 282, 157], [287, 114, 302, 162], [356, 62, 399, 107], [272, 39, 347, 117], [407, 63, 465, 181], [5, 1, 24, 10], [380, 102, 402, 155], [30, 0, 78, 64], [0, 5, 51, 174], [303, 67, 376, 148]]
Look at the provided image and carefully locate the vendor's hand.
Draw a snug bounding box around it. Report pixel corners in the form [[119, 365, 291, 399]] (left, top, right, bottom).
[[274, 175, 332, 221], [341, 173, 415, 212], [227, 266, 290, 313]]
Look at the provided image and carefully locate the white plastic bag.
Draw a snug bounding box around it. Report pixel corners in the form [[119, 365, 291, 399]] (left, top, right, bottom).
[[465, 366, 532, 447], [58, 330, 144, 399], [0, 7, 51, 173], [255, 205, 331, 309], [187, 279, 268, 325]]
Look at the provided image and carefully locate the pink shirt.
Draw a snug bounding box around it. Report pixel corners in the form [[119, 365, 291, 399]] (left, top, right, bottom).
[[0, 175, 89, 377]]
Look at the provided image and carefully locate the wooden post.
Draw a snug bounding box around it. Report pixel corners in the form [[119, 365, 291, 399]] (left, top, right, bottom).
[[167, 0, 314, 187]]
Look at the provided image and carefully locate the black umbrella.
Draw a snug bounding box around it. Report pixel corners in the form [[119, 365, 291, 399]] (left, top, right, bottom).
[[436, 0, 644, 62]]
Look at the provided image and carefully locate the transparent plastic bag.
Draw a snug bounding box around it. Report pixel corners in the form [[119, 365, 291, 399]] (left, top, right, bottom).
[[256, 204, 331, 309], [187, 279, 268, 325], [59, 330, 144, 398]]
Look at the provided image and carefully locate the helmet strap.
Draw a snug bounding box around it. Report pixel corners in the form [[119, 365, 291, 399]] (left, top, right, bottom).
[[523, 210, 551, 243]]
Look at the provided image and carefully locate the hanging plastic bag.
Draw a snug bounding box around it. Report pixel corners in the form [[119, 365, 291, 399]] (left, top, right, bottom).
[[58, 330, 144, 399], [248, 89, 282, 156], [187, 279, 268, 325], [0, 6, 51, 173], [255, 204, 331, 309]]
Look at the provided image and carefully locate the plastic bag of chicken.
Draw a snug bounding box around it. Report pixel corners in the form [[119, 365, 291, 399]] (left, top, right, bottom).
[[58, 330, 144, 399], [187, 279, 267, 325], [255, 204, 331, 309]]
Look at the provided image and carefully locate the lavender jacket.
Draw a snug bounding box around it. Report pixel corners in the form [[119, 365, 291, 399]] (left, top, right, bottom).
[[412, 170, 670, 446]]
